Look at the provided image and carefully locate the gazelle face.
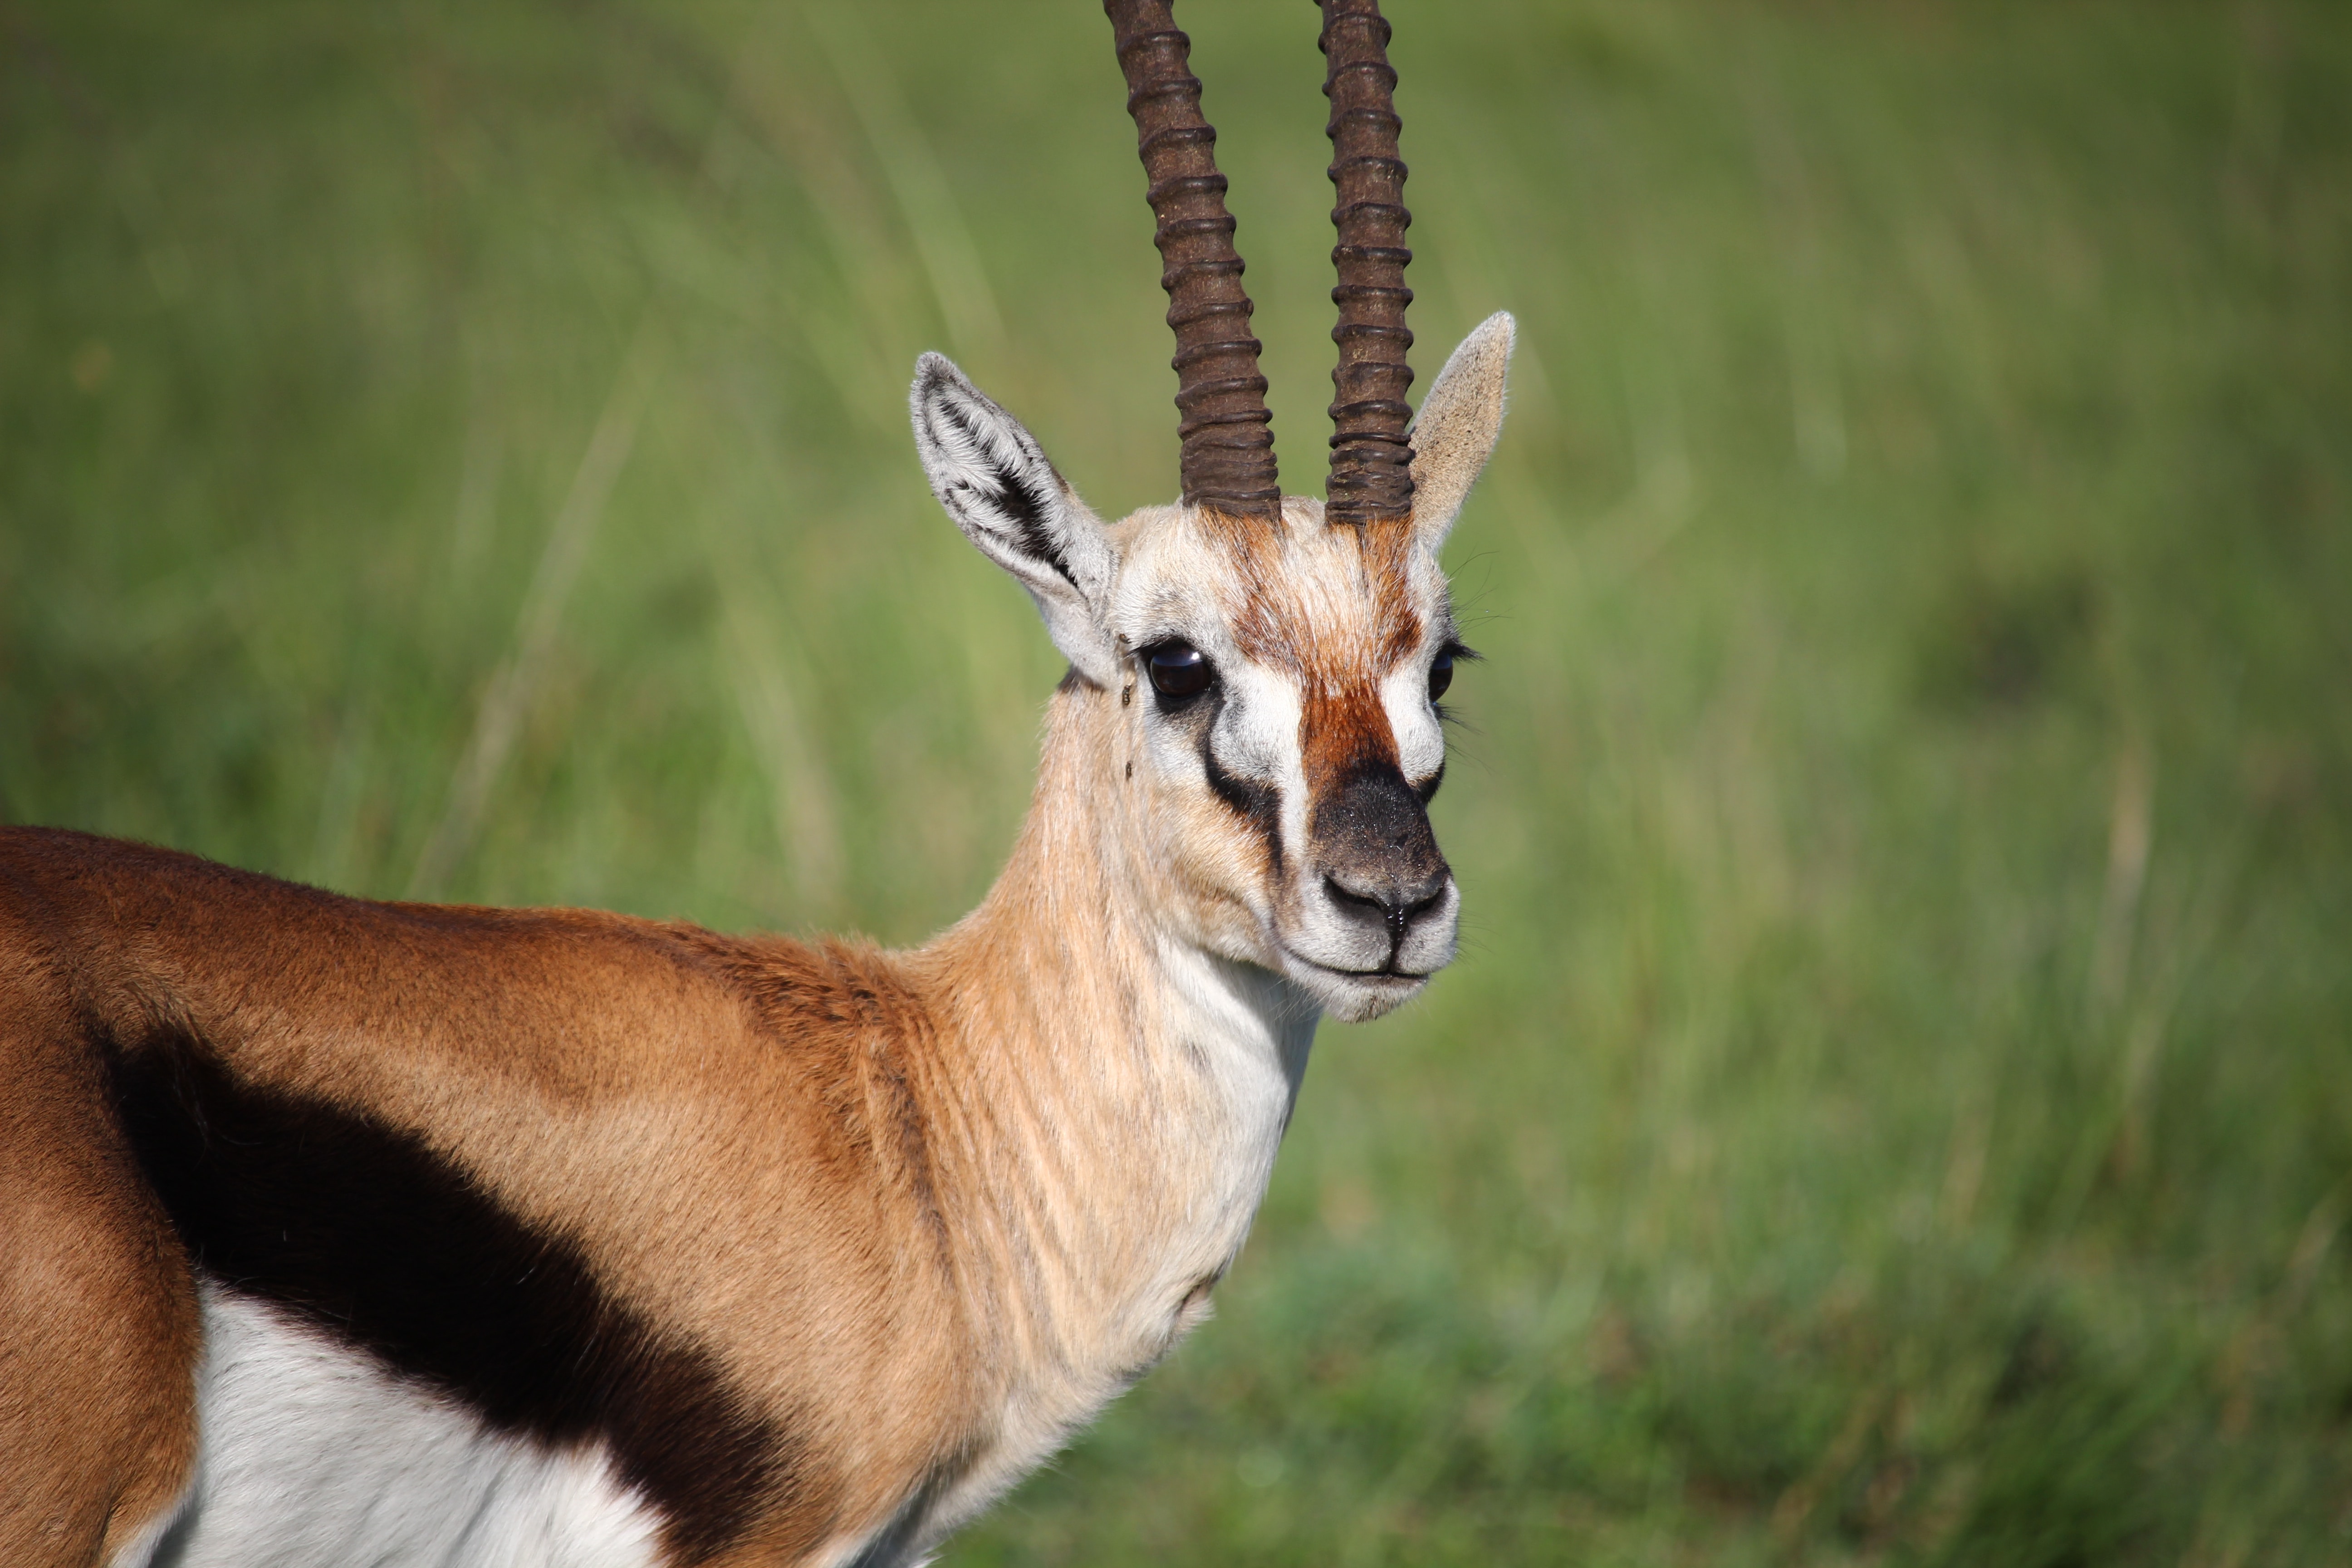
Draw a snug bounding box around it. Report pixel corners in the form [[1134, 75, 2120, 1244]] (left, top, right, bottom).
[[1103, 503, 1461, 1020], [911, 313, 1513, 1023]]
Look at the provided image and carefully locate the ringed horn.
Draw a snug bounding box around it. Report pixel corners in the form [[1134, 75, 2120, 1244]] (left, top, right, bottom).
[[1106, 0, 1281, 519], [1319, 0, 1414, 525], [1105, 0, 1417, 525]]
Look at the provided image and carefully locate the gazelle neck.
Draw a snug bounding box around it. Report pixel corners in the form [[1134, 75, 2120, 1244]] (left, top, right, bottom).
[[919, 676, 1319, 1401]]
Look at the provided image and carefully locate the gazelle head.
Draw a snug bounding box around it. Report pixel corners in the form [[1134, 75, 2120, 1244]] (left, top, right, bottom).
[[909, 0, 1511, 1022]]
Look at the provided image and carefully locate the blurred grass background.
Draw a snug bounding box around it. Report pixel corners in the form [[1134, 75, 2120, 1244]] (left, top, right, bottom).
[[5, 0, 2350, 1561]]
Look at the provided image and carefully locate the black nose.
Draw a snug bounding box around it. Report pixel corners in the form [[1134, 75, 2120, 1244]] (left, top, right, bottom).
[[1311, 763, 1450, 943]]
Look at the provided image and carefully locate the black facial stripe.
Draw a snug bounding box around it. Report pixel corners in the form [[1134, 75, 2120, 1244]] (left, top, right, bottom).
[[111, 1033, 794, 1564], [1414, 759, 1446, 804], [1196, 691, 1284, 876], [935, 401, 1075, 588]]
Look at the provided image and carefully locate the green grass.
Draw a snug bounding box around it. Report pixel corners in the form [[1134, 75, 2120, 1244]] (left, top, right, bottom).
[[6, 0, 2351, 1561]]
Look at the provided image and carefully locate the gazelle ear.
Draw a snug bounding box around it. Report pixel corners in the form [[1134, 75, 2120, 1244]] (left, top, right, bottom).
[[1407, 312, 1515, 550], [910, 353, 1119, 686]]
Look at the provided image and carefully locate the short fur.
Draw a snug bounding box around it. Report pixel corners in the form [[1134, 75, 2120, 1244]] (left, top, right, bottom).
[[0, 314, 1511, 1568]]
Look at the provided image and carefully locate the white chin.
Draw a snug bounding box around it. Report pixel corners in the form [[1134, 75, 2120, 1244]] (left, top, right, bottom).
[[1283, 957, 1428, 1023]]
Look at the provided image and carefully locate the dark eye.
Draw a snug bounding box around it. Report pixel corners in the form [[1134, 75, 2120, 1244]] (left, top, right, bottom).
[[1147, 641, 1215, 701], [1428, 648, 1455, 702]]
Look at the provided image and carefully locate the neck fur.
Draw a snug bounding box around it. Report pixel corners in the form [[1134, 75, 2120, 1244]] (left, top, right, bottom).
[[916, 677, 1319, 1411]]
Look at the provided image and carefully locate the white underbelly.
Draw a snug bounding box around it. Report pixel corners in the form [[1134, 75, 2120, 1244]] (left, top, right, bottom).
[[118, 1285, 660, 1568]]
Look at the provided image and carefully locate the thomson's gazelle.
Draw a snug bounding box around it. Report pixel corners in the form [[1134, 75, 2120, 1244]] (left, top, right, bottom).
[[0, 2, 1512, 1563]]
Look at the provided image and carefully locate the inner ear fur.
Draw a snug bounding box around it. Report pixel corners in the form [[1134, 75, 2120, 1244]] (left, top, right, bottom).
[[909, 353, 1120, 685], [1407, 312, 1515, 549]]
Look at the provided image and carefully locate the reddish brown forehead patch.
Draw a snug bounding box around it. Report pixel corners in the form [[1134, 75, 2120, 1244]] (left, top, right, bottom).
[[1226, 517, 1423, 680], [1297, 679, 1399, 799], [1221, 517, 1424, 795]]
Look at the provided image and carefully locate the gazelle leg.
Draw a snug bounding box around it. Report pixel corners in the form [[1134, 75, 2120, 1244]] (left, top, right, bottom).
[[0, 988, 199, 1568]]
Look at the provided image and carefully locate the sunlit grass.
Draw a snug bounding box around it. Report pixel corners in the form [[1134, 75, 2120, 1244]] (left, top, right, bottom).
[[4, 1, 2349, 1562]]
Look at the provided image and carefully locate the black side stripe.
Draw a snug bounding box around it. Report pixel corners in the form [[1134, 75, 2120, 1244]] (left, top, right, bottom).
[[110, 1033, 801, 1565]]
